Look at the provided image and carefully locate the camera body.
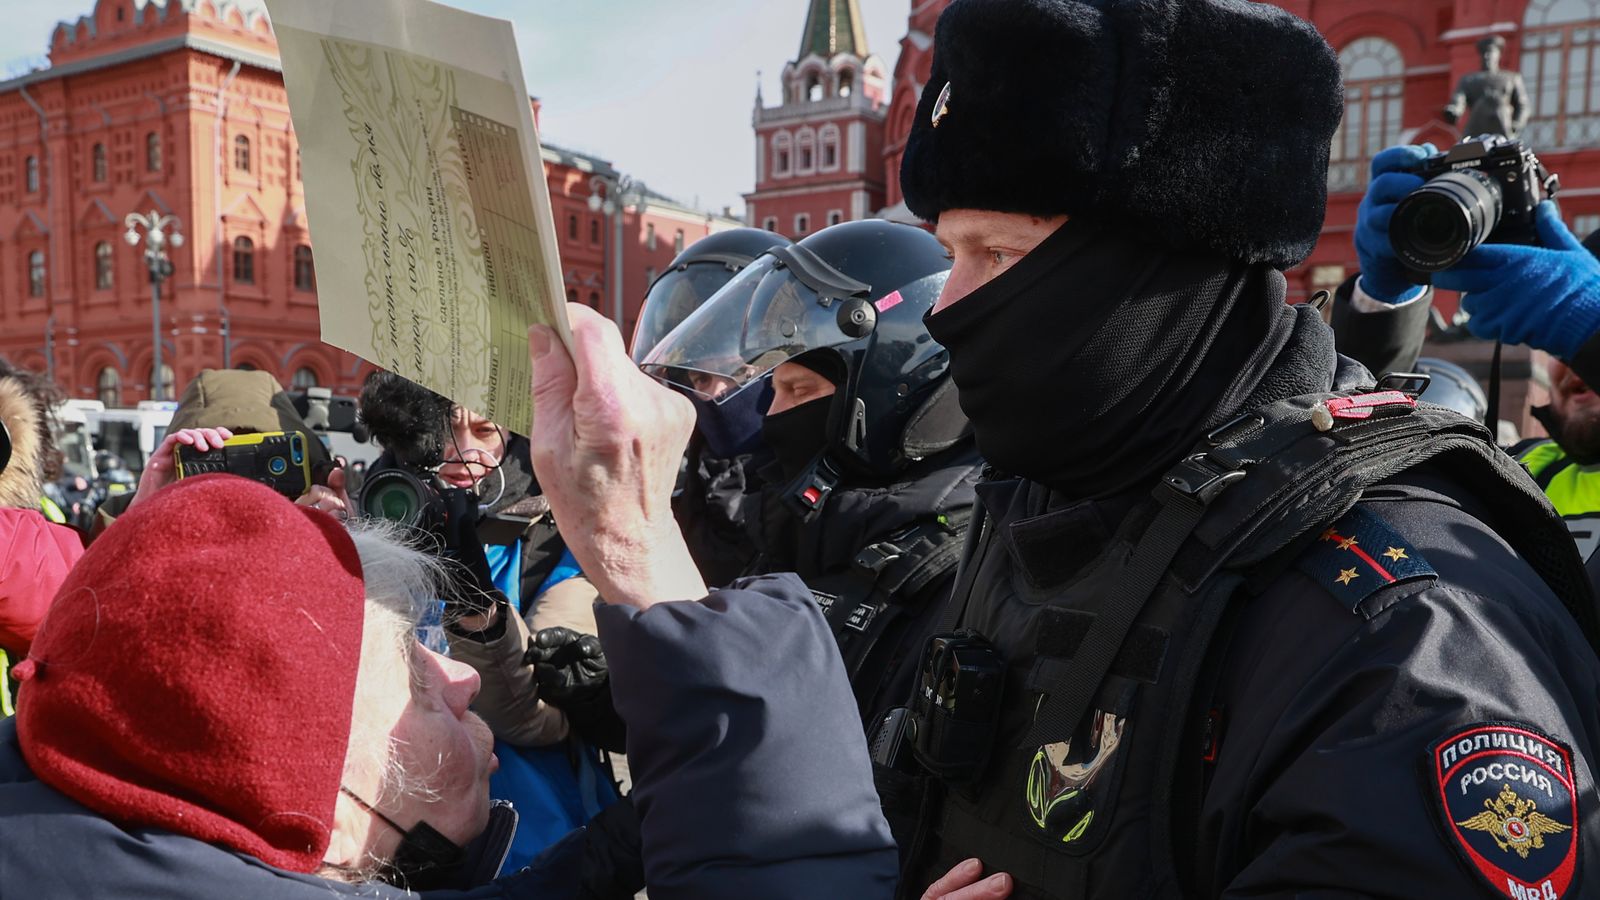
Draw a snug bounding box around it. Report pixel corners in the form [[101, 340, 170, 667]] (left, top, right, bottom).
[[1390, 135, 1559, 281], [174, 430, 312, 499]]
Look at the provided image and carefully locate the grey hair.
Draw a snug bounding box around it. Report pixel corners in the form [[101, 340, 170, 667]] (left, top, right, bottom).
[[323, 520, 450, 886]]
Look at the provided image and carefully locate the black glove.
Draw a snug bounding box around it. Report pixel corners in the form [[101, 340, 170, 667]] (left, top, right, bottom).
[[578, 797, 644, 900], [526, 627, 626, 752]]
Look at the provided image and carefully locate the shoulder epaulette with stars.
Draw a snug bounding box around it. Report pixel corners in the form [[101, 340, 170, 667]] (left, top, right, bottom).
[[1296, 505, 1436, 613]]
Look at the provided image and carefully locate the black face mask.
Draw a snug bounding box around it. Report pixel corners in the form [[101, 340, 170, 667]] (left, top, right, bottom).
[[924, 218, 1312, 499], [762, 396, 835, 483], [693, 379, 772, 459]]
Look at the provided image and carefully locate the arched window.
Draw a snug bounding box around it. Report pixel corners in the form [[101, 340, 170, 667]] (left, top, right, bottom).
[[293, 245, 315, 292], [291, 367, 319, 389], [1329, 37, 1405, 193], [838, 69, 855, 98], [590, 218, 600, 243], [797, 128, 816, 173], [97, 367, 121, 407], [568, 213, 578, 240], [233, 134, 252, 173], [772, 132, 793, 176], [27, 250, 45, 298], [807, 72, 823, 102], [145, 132, 161, 172], [820, 125, 841, 170], [674, 229, 685, 254], [232, 236, 255, 284], [94, 241, 113, 290], [588, 290, 600, 309], [566, 288, 578, 304], [795, 213, 810, 235], [92, 143, 107, 182], [24, 156, 38, 193], [151, 363, 174, 402], [1522, 0, 1600, 147], [762, 216, 778, 232], [647, 222, 657, 251]]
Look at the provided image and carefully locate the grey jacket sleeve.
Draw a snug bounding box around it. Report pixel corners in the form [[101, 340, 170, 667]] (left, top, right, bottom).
[[1328, 273, 1432, 377], [595, 573, 899, 900]]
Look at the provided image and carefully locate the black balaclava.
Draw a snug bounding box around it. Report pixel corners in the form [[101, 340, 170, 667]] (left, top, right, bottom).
[[762, 397, 835, 483], [760, 350, 850, 485], [924, 217, 1324, 500]]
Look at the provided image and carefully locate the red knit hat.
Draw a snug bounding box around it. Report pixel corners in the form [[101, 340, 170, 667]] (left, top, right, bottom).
[[14, 474, 367, 873]]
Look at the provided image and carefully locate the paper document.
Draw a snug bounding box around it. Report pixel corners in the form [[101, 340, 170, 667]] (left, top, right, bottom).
[[268, 0, 569, 436]]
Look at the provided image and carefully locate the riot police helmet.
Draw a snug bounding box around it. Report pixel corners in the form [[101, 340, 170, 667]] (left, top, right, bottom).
[[630, 227, 792, 363], [1414, 357, 1488, 421], [641, 219, 963, 486]]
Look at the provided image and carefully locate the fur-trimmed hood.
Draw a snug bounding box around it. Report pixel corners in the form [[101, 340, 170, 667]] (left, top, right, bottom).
[[0, 377, 44, 509]]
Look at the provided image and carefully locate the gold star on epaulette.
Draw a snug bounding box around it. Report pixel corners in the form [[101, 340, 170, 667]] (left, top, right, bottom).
[[1384, 546, 1408, 562], [1321, 527, 1338, 542], [1336, 568, 1359, 586], [1337, 536, 1359, 551]]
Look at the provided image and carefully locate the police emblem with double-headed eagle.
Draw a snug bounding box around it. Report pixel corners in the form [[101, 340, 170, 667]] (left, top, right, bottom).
[[1430, 724, 1580, 899]]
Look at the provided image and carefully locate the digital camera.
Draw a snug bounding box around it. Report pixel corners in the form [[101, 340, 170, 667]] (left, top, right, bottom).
[[1389, 135, 1559, 280], [174, 430, 312, 499]]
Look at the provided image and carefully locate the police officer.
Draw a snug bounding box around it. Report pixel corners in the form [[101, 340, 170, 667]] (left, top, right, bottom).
[[631, 227, 792, 586], [869, 1, 1600, 897], [642, 219, 980, 729]]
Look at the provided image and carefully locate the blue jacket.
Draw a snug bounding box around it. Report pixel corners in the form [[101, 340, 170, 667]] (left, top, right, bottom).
[[0, 574, 897, 898]]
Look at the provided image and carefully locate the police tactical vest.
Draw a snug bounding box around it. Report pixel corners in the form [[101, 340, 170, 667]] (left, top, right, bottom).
[[809, 513, 970, 722], [902, 386, 1600, 899]]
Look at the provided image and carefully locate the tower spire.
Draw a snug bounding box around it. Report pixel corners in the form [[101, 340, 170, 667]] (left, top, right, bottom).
[[798, 0, 868, 60]]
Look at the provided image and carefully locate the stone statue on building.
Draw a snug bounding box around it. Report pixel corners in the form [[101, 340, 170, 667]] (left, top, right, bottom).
[[1444, 35, 1529, 140]]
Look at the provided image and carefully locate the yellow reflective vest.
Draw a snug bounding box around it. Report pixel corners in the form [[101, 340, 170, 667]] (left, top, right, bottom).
[[1520, 441, 1600, 562]]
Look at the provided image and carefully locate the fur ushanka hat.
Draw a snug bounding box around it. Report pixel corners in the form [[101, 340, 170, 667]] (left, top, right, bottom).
[[899, 0, 1344, 270]]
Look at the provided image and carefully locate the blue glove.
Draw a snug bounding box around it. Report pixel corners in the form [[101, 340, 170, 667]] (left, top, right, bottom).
[[1354, 144, 1435, 303], [1432, 200, 1600, 360]]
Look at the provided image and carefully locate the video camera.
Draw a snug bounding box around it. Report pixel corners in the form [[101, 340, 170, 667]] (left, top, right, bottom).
[[1389, 135, 1560, 281], [354, 371, 460, 534]]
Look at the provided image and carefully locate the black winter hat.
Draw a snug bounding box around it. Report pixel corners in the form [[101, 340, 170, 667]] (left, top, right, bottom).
[[899, 0, 1344, 270]]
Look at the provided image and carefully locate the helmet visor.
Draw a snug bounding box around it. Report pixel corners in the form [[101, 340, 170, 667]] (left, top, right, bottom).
[[630, 263, 740, 364], [639, 246, 872, 403]]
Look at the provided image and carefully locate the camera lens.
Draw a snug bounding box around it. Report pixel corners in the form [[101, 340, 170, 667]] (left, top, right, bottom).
[[1389, 169, 1502, 273], [360, 469, 425, 524]]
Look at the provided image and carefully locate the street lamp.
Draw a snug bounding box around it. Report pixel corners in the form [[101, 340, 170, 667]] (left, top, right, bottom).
[[587, 173, 646, 331], [123, 210, 183, 401]]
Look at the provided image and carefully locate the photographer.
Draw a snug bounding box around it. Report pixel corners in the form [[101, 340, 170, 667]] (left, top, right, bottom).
[[356, 374, 620, 869], [1340, 142, 1600, 594]]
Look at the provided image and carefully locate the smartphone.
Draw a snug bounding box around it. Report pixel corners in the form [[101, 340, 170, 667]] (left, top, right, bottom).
[[174, 430, 313, 499]]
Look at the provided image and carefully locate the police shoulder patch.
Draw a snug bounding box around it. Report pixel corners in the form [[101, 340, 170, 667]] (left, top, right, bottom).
[[1430, 723, 1580, 900], [1296, 505, 1436, 613]]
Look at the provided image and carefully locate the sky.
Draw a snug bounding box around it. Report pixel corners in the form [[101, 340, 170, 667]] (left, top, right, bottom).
[[0, 0, 911, 218]]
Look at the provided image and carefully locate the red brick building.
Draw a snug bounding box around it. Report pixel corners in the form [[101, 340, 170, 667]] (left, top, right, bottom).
[[0, 0, 736, 405], [744, 0, 890, 239]]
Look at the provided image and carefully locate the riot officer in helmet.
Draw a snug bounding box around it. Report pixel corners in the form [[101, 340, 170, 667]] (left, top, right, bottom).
[[643, 220, 979, 727], [631, 226, 792, 586], [642, 218, 981, 873], [867, 0, 1600, 897]]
